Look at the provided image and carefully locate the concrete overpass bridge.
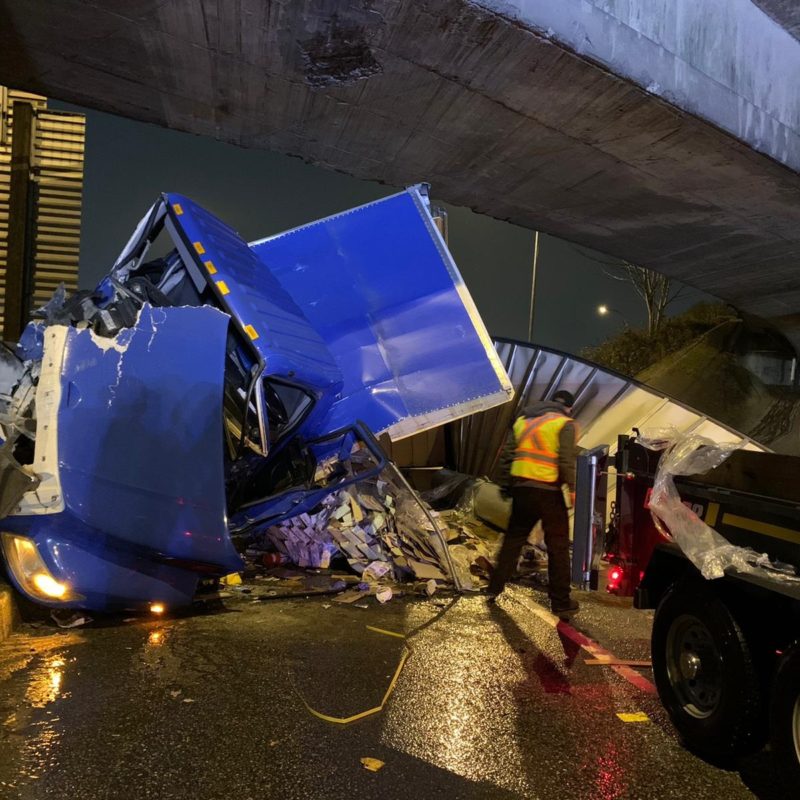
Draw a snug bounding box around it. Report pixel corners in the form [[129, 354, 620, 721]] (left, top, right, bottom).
[[1, 0, 800, 330]]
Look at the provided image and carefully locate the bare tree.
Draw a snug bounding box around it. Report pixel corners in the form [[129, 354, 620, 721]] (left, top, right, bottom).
[[571, 246, 686, 336], [606, 262, 686, 336]]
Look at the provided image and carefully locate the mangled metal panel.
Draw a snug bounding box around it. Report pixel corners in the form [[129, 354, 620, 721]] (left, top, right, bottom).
[[1, 305, 240, 609]]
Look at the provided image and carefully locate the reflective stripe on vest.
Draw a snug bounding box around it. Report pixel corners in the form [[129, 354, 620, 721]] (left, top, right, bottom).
[[510, 412, 571, 483]]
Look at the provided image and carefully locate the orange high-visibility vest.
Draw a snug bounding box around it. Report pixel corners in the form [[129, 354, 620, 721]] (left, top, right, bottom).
[[510, 412, 572, 483]]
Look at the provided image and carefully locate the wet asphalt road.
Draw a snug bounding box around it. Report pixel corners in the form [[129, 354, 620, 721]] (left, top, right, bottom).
[[0, 585, 789, 800]]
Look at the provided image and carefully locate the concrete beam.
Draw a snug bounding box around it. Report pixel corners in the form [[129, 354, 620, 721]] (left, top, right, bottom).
[[1, 1, 799, 320], [753, 1, 800, 41]]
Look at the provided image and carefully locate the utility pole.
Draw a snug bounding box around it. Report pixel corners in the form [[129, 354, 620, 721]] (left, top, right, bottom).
[[527, 230, 539, 342], [4, 100, 36, 342]]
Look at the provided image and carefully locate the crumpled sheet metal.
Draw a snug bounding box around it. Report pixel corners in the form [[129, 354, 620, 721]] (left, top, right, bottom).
[[639, 427, 799, 583]]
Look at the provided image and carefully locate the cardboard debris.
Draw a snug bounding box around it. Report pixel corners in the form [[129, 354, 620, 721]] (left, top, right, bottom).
[[246, 467, 498, 593], [361, 757, 385, 772], [375, 587, 393, 604], [333, 591, 370, 604]]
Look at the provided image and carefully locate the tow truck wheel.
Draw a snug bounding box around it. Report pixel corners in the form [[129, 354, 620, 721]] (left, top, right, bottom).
[[651, 576, 765, 762], [770, 645, 800, 783]]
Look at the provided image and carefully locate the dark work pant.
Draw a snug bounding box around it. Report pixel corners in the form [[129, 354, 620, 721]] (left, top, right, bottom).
[[488, 485, 572, 607]]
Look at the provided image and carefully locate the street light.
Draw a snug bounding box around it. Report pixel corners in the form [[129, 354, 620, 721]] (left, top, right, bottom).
[[597, 304, 628, 326]]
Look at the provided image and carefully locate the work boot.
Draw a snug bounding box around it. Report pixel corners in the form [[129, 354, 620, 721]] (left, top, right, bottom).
[[552, 598, 579, 620]]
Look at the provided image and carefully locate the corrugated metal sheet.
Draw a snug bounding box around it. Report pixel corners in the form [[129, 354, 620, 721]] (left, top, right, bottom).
[[452, 338, 766, 480], [0, 87, 84, 332]]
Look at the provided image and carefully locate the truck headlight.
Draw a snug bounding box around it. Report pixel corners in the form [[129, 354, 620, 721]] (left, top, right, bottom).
[[1, 533, 83, 602]]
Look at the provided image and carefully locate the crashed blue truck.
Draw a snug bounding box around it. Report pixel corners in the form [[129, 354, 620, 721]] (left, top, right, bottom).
[[0, 186, 512, 613]]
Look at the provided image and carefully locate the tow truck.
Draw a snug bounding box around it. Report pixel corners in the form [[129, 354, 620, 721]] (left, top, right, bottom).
[[576, 434, 800, 780]]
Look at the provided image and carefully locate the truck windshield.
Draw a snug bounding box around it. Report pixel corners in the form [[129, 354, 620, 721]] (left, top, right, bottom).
[[263, 378, 314, 446]]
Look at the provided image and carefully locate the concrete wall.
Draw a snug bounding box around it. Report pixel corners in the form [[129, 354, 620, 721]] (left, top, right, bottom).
[[477, 0, 800, 171]]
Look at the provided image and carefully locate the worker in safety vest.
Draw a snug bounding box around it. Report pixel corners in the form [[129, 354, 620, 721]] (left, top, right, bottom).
[[489, 389, 579, 618]]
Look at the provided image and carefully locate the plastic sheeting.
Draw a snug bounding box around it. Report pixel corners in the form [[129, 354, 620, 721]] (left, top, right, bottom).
[[640, 427, 799, 583]]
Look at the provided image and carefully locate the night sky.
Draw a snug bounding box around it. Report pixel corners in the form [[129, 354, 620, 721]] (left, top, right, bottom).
[[54, 101, 710, 356]]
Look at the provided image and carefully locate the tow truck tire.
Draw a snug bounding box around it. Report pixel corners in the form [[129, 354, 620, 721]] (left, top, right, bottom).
[[770, 645, 800, 783], [651, 576, 765, 762]]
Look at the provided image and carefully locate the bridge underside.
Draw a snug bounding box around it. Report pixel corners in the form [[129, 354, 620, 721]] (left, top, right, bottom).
[[2, 0, 800, 323]]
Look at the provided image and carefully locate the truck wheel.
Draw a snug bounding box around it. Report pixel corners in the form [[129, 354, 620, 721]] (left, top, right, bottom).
[[770, 645, 800, 783], [651, 577, 765, 762]]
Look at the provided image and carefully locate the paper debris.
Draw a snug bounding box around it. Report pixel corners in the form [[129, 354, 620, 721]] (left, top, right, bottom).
[[363, 561, 392, 583], [245, 461, 498, 593], [375, 587, 393, 604], [360, 757, 385, 772], [51, 611, 92, 629], [426, 579, 437, 597]]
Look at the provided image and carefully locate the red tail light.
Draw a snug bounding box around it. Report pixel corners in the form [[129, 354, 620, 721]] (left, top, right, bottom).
[[607, 566, 624, 593]]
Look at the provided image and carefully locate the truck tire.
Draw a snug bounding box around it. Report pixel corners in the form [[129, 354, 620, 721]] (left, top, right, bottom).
[[770, 645, 800, 784], [651, 576, 766, 762]]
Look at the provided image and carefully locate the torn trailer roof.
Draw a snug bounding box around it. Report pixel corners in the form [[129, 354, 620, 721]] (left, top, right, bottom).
[[0, 185, 513, 613]]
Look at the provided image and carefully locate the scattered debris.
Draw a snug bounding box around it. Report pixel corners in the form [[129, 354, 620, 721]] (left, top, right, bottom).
[[295, 631, 411, 725], [245, 467, 501, 597], [365, 625, 405, 639], [50, 610, 91, 629], [375, 587, 393, 604], [360, 757, 385, 773], [616, 712, 651, 723], [333, 591, 370, 605]]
